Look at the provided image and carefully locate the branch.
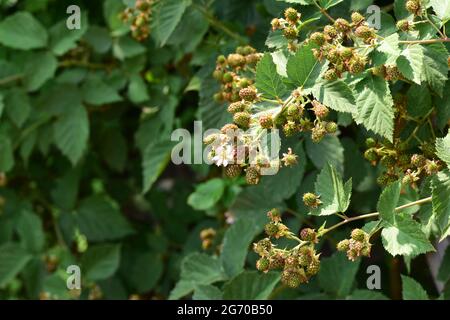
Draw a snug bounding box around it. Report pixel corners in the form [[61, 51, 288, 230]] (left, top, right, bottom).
[[0, 74, 23, 86], [399, 38, 450, 44], [312, 0, 335, 23], [319, 196, 432, 236]]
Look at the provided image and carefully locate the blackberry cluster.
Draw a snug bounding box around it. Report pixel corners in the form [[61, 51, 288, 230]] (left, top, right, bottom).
[[271, 7, 303, 51], [120, 0, 154, 41], [337, 229, 372, 261], [253, 209, 321, 288]]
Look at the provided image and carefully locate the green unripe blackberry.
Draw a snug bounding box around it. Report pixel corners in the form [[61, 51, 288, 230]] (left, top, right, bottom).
[[203, 134, 218, 145], [212, 69, 223, 81], [381, 155, 396, 167], [406, 0, 420, 15], [411, 154, 426, 168], [397, 19, 411, 32], [264, 223, 279, 237], [246, 166, 260, 185], [259, 115, 273, 129], [306, 259, 320, 276], [337, 239, 350, 252], [239, 78, 250, 88], [298, 252, 312, 267], [326, 48, 339, 63], [256, 257, 270, 272], [310, 32, 326, 46], [233, 112, 251, 128], [349, 58, 366, 74], [302, 192, 321, 208], [324, 25, 338, 38], [287, 105, 300, 117], [225, 164, 242, 178], [300, 228, 317, 242], [227, 53, 245, 67], [364, 148, 378, 162], [284, 7, 299, 23], [325, 121, 338, 134], [351, 12, 365, 24], [351, 229, 366, 242], [213, 92, 224, 102], [283, 26, 298, 40], [425, 160, 439, 175], [239, 87, 257, 101], [254, 238, 272, 255], [361, 245, 371, 257], [269, 253, 285, 270], [365, 138, 377, 148], [227, 102, 245, 114], [355, 25, 374, 39], [371, 65, 386, 77], [281, 268, 307, 288], [271, 18, 281, 30], [311, 125, 327, 143], [283, 121, 298, 137], [222, 72, 233, 83], [216, 55, 226, 64], [323, 68, 338, 81], [334, 18, 351, 32], [340, 47, 353, 59], [242, 45, 255, 55]]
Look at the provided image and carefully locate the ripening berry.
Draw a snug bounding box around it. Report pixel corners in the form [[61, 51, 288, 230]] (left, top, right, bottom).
[[385, 65, 402, 81], [371, 65, 386, 77], [324, 25, 338, 38], [285, 254, 299, 267], [256, 257, 271, 272], [349, 238, 364, 253], [424, 160, 439, 175], [283, 121, 298, 137], [254, 238, 272, 255], [225, 165, 242, 178], [227, 102, 245, 114], [323, 68, 338, 81], [281, 268, 307, 288], [284, 7, 300, 23], [349, 58, 366, 74], [227, 53, 245, 67], [283, 26, 298, 40], [233, 112, 251, 128], [220, 123, 239, 134], [306, 259, 320, 276], [334, 18, 351, 32], [311, 126, 327, 143], [361, 244, 371, 257], [340, 47, 353, 59], [310, 32, 326, 46], [355, 25, 374, 39], [302, 192, 321, 208], [406, 0, 421, 15], [337, 239, 350, 252], [212, 69, 223, 81], [259, 115, 273, 129], [325, 121, 338, 134], [300, 228, 317, 242], [265, 223, 279, 237], [326, 48, 339, 63], [351, 12, 365, 24], [365, 138, 377, 148], [287, 104, 300, 117], [246, 166, 260, 185], [213, 92, 224, 102], [351, 229, 366, 242], [271, 18, 281, 30], [411, 154, 426, 168], [311, 101, 329, 119], [239, 87, 257, 102], [397, 19, 411, 32]]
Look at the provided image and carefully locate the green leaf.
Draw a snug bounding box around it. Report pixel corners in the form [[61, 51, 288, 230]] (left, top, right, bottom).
[[0, 12, 48, 50], [318, 252, 360, 297], [121, 252, 163, 293], [188, 178, 225, 211], [311, 79, 356, 114], [306, 135, 344, 174], [311, 163, 352, 216], [5, 88, 31, 128], [82, 78, 122, 105], [376, 33, 401, 64], [287, 43, 324, 90], [142, 140, 176, 193], [169, 253, 226, 300], [220, 217, 262, 278], [53, 104, 89, 165], [381, 215, 435, 257], [401, 275, 429, 300], [420, 44, 448, 97], [397, 45, 423, 84], [222, 271, 280, 300], [430, 0, 450, 22], [406, 84, 432, 118], [151, 0, 192, 47], [49, 13, 88, 56], [255, 53, 287, 99], [76, 196, 134, 242], [436, 133, 450, 167], [0, 135, 14, 172], [193, 285, 223, 300], [431, 169, 450, 240], [112, 36, 146, 60], [84, 26, 112, 54], [354, 75, 394, 142], [23, 51, 58, 92], [82, 244, 121, 281], [377, 180, 401, 223], [16, 210, 45, 254], [438, 246, 450, 283], [0, 243, 32, 288], [128, 74, 150, 104]]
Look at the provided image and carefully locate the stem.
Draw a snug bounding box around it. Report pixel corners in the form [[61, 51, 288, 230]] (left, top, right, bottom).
[[193, 3, 247, 45], [399, 38, 450, 44], [312, 0, 335, 23], [424, 12, 446, 39], [0, 74, 23, 86], [320, 196, 432, 236]]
